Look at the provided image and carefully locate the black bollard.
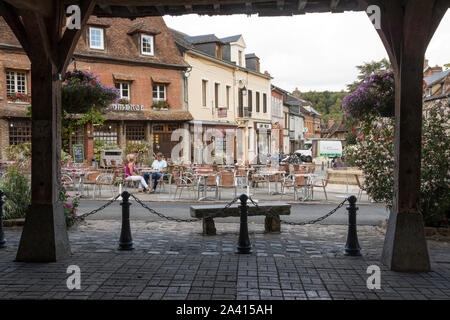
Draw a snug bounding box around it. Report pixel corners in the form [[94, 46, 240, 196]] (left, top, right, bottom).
[[119, 191, 134, 250], [236, 194, 252, 254], [344, 195, 361, 256], [0, 190, 6, 248]]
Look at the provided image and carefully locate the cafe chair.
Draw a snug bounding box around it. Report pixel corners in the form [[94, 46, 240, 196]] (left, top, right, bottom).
[[172, 170, 195, 199], [217, 171, 237, 200]]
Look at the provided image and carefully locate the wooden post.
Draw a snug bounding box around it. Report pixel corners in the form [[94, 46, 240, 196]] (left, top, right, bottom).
[[375, 0, 447, 272], [0, 0, 96, 262]]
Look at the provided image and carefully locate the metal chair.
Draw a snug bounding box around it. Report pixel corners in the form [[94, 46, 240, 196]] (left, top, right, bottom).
[[172, 170, 195, 199]]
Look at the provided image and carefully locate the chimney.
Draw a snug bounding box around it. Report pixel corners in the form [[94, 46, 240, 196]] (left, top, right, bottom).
[[292, 87, 301, 99], [245, 54, 260, 72], [431, 65, 443, 75]]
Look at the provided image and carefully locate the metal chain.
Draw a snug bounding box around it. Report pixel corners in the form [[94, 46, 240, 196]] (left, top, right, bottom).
[[129, 193, 240, 223], [248, 196, 348, 226], [74, 193, 121, 221]]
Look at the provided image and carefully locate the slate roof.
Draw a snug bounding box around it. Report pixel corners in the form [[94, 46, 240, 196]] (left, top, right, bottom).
[[245, 53, 258, 59], [424, 69, 450, 86], [185, 34, 223, 44], [220, 35, 243, 43]]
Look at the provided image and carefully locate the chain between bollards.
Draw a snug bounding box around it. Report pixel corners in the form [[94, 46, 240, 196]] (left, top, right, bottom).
[[119, 190, 134, 251], [344, 195, 361, 256], [0, 190, 6, 248], [236, 193, 252, 254]]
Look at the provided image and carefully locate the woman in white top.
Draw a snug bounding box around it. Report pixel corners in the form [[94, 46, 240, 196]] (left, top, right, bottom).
[[125, 154, 150, 192]]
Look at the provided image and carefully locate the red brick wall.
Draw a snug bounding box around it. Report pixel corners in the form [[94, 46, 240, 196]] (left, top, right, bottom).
[[70, 60, 184, 110]]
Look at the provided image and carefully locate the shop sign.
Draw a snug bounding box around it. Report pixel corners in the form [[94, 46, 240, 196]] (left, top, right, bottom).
[[109, 104, 144, 111]]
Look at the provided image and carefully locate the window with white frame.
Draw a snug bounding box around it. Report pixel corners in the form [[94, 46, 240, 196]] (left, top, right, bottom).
[[141, 34, 154, 55], [152, 84, 166, 102], [115, 82, 130, 100], [89, 27, 104, 50], [6, 71, 27, 97]]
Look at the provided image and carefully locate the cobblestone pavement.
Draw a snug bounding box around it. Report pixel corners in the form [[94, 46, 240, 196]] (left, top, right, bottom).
[[0, 221, 449, 300]]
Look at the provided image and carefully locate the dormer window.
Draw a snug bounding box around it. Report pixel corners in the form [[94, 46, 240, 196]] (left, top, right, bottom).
[[89, 27, 104, 50], [141, 34, 154, 56]]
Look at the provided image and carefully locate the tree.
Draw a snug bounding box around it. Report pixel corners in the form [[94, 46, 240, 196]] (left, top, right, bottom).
[[346, 58, 391, 92], [301, 91, 347, 122]]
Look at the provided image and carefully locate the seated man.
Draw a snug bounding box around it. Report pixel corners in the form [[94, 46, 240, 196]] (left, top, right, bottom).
[[144, 152, 167, 193]]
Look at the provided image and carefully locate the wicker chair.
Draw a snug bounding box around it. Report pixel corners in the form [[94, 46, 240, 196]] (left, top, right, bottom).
[[281, 175, 308, 201]]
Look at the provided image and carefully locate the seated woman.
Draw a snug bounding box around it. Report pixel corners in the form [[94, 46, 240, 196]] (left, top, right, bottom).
[[125, 154, 150, 192]]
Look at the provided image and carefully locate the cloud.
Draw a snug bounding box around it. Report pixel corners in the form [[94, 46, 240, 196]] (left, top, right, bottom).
[[165, 9, 449, 92]]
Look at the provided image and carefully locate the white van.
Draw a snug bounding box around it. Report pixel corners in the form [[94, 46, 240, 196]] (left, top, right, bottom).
[[294, 140, 342, 162]]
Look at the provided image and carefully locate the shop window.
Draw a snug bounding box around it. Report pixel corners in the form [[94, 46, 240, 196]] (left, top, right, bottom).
[[152, 124, 164, 131], [9, 120, 31, 145], [168, 124, 179, 132], [126, 125, 145, 143], [94, 124, 118, 144]]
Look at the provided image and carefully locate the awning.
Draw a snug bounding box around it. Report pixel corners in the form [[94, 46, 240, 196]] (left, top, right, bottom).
[[0, 104, 29, 117], [68, 110, 193, 122]]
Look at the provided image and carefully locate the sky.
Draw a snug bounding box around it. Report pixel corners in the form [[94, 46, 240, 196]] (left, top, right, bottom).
[[164, 9, 450, 93]]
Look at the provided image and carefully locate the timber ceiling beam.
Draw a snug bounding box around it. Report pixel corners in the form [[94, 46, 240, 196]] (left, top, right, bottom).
[[3, 0, 53, 17], [0, 1, 31, 52]]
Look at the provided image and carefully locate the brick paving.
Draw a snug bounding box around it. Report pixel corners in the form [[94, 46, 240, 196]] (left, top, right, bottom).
[[0, 220, 449, 300]]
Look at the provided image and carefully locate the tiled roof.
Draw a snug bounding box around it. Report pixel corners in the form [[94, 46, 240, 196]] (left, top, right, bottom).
[[127, 21, 161, 35], [0, 16, 188, 68], [0, 105, 193, 121]]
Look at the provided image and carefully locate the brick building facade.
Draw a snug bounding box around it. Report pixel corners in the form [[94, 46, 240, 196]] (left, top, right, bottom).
[[0, 16, 190, 161]]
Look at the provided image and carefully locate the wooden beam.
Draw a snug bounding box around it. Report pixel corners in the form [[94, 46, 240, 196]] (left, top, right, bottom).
[[98, 4, 113, 14], [330, 0, 339, 10], [0, 1, 31, 53], [127, 6, 138, 14], [298, 0, 308, 10], [277, 0, 284, 11], [3, 0, 53, 17], [58, 0, 97, 74], [184, 4, 193, 13]]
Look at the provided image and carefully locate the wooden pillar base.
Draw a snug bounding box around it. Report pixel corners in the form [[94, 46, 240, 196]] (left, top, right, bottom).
[[202, 217, 216, 235], [264, 215, 281, 233], [381, 210, 430, 272], [16, 202, 71, 262]]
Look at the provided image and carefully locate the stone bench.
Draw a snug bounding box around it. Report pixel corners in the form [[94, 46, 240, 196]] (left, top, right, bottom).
[[190, 202, 291, 235]]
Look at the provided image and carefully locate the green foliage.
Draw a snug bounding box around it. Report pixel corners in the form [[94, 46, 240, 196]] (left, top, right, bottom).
[[0, 167, 31, 220], [7, 143, 31, 163], [93, 139, 120, 162], [61, 149, 72, 166], [346, 58, 391, 92], [346, 100, 450, 227], [300, 91, 347, 122]]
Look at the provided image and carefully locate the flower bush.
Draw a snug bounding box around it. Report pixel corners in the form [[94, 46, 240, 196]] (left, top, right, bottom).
[[342, 71, 395, 121], [118, 98, 130, 105], [7, 93, 31, 103], [0, 167, 31, 220], [62, 70, 119, 113], [59, 189, 80, 228], [346, 99, 450, 227]]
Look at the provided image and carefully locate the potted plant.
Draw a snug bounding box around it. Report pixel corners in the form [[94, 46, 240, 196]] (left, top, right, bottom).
[[151, 100, 170, 110], [7, 93, 31, 103]]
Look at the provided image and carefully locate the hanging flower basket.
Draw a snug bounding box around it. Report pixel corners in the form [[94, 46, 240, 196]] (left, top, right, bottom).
[[343, 71, 395, 120], [62, 70, 119, 114]]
